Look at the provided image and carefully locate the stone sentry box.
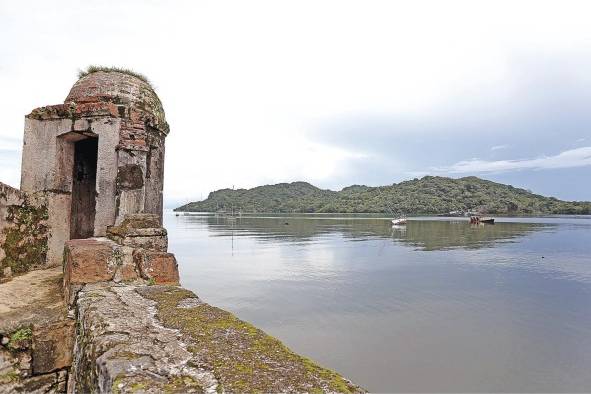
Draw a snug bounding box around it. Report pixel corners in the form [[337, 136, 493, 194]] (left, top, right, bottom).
[[20, 71, 169, 266]]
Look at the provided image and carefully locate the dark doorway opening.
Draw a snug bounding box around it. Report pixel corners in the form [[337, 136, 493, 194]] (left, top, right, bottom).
[[70, 137, 98, 239]]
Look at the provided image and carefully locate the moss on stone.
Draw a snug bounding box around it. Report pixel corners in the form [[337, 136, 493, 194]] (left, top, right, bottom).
[[0, 370, 20, 384], [8, 327, 32, 350], [112, 351, 142, 360], [0, 198, 49, 277], [129, 382, 147, 392], [163, 376, 204, 393], [112, 375, 124, 394], [78, 66, 151, 86], [112, 373, 203, 393], [141, 287, 363, 393], [69, 66, 169, 134], [107, 214, 160, 237], [10, 327, 32, 342]]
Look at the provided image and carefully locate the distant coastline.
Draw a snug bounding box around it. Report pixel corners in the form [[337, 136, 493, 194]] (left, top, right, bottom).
[[175, 176, 591, 215]]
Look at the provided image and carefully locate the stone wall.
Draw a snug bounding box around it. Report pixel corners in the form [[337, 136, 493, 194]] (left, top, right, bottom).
[[0, 267, 73, 394], [21, 114, 121, 239], [0, 182, 49, 281], [69, 283, 362, 394]]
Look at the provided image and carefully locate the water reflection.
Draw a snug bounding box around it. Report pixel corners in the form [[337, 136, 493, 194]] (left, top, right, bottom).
[[184, 214, 550, 251], [391, 220, 550, 250], [166, 213, 591, 392]]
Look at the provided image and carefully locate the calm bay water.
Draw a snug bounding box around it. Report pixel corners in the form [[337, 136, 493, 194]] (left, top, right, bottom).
[[164, 212, 591, 392]]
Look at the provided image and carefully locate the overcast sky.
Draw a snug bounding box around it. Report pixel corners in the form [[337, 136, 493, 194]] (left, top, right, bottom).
[[1, 0, 590, 206]]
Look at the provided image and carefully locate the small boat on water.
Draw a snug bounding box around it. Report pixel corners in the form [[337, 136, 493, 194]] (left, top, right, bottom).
[[375, 187, 408, 226], [470, 216, 494, 224]]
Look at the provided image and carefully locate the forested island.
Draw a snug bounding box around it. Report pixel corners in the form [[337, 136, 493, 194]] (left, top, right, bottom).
[[175, 176, 591, 215]]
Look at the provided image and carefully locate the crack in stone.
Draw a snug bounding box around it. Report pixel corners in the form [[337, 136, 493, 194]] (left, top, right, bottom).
[[71, 283, 219, 393]]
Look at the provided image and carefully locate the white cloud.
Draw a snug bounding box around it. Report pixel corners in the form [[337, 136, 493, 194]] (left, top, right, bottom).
[[2, 1, 591, 200], [435, 147, 591, 174], [0, 136, 21, 188], [491, 145, 509, 151], [0, 136, 21, 151]]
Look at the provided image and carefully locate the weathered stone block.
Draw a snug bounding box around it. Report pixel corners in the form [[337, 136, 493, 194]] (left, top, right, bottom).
[[16, 372, 57, 393], [57, 369, 67, 392], [107, 213, 160, 233], [63, 239, 117, 303], [62, 238, 149, 303], [111, 246, 139, 283], [111, 233, 168, 252], [32, 320, 75, 374], [63, 239, 116, 285], [0, 346, 25, 381], [107, 213, 167, 251], [133, 250, 179, 285], [116, 164, 144, 190], [72, 119, 90, 132]]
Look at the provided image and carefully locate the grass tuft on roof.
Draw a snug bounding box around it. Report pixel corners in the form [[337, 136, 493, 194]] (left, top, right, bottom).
[[77, 65, 152, 87]]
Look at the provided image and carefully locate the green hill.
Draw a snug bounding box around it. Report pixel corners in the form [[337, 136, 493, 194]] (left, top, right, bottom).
[[175, 176, 591, 215]]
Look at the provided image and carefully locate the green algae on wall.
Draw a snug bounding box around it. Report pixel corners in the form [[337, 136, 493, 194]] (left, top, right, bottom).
[[0, 192, 49, 279], [7, 327, 32, 351], [140, 286, 364, 393]]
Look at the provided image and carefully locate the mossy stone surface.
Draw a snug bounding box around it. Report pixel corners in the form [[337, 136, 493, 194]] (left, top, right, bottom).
[[140, 286, 364, 393], [1, 197, 49, 278]]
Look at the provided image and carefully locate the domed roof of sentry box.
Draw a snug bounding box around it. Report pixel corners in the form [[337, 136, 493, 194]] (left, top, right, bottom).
[[65, 67, 169, 134]]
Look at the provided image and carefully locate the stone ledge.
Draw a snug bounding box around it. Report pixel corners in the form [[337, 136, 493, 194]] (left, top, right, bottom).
[[70, 282, 363, 393], [107, 214, 167, 252], [26, 102, 120, 121], [0, 268, 66, 334], [0, 267, 72, 393], [107, 233, 167, 252], [62, 237, 179, 306], [0, 369, 67, 394], [71, 283, 218, 394]]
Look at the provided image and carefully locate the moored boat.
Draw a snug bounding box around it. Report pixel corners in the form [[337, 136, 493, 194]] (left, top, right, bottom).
[[470, 216, 494, 224]]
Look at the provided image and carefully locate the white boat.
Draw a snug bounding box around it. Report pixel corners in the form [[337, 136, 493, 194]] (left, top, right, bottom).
[[375, 187, 408, 226]]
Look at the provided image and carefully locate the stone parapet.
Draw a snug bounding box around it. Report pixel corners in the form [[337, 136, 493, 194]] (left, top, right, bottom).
[[69, 283, 363, 394], [27, 102, 120, 121], [62, 238, 147, 305], [63, 218, 179, 305]]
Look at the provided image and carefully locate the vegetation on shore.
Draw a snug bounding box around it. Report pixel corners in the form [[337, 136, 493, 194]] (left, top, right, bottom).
[[175, 176, 591, 215]]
